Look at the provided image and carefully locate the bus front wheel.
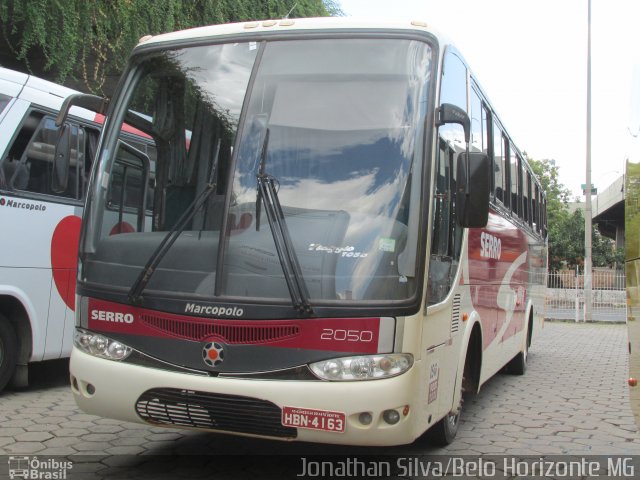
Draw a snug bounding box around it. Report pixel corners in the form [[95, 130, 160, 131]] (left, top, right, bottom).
[[0, 316, 18, 393], [428, 409, 460, 446]]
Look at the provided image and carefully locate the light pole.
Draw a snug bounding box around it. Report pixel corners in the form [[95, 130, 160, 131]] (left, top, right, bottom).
[[584, 0, 593, 322]]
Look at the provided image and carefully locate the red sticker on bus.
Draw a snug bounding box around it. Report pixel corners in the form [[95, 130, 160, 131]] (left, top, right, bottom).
[[282, 406, 346, 433]]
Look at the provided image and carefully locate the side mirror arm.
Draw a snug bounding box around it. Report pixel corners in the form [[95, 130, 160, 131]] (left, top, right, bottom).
[[56, 94, 109, 127], [435, 103, 470, 144]]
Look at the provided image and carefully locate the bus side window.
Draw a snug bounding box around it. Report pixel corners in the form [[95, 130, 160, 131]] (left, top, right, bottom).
[[1, 113, 86, 200], [493, 121, 505, 205], [521, 165, 527, 223], [470, 89, 482, 153], [509, 142, 519, 216], [534, 184, 540, 232], [543, 197, 548, 237], [525, 170, 532, 226]]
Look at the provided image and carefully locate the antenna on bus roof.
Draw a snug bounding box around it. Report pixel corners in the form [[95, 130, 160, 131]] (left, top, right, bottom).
[[284, 2, 297, 19]]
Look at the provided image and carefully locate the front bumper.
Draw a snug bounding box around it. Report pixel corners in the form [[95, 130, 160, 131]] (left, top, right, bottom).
[[70, 347, 423, 446]]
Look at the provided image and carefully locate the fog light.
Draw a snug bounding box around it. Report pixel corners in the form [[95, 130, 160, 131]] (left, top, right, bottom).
[[86, 383, 95, 395], [358, 412, 373, 425], [382, 409, 400, 425]]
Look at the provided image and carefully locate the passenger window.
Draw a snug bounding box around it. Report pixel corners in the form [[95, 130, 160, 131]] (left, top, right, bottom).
[[470, 89, 482, 153], [510, 143, 519, 216], [533, 185, 540, 232], [521, 165, 527, 222], [470, 88, 489, 156], [481, 105, 490, 155], [543, 198, 548, 236], [1, 114, 86, 199], [524, 170, 532, 226], [493, 121, 505, 205]]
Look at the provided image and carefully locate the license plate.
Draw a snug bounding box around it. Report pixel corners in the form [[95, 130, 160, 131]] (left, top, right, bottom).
[[282, 406, 346, 433]]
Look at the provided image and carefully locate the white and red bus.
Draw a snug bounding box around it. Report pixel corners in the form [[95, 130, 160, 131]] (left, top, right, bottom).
[[0, 67, 155, 392], [67, 18, 547, 446]]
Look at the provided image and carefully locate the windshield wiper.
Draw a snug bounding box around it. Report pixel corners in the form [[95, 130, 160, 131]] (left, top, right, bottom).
[[256, 129, 313, 316], [128, 140, 220, 304]]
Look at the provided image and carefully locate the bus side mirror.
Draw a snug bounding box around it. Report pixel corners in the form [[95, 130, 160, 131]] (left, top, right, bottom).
[[51, 123, 71, 193], [456, 152, 490, 228]]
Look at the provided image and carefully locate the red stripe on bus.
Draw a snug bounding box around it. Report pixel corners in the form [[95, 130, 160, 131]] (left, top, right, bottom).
[[87, 298, 382, 354]]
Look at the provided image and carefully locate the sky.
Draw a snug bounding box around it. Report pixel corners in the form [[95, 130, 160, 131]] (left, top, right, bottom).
[[337, 0, 640, 198]]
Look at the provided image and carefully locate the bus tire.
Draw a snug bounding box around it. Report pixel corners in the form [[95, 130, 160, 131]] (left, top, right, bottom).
[[428, 409, 460, 446], [0, 316, 18, 393], [505, 315, 532, 375], [506, 342, 527, 375]]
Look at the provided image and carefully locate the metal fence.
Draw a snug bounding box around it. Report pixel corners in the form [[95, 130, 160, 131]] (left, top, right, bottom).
[[545, 269, 626, 322]]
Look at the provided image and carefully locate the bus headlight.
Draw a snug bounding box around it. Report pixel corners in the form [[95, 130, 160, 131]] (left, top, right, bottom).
[[309, 354, 413, 381], [74, 329, 132, 361]]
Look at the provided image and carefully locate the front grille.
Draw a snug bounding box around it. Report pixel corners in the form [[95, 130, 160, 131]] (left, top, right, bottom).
[[135, 388, 297, 439], [141, 313, 299, 343]]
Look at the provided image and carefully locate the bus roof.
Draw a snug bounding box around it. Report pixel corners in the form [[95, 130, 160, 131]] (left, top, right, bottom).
[[0, 66, 96, 122], [0, 66, 78, 102], [136, 17, 448, 51]]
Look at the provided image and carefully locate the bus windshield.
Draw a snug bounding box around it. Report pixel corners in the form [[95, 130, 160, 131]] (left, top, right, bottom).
[[81, 38, 433, 309]]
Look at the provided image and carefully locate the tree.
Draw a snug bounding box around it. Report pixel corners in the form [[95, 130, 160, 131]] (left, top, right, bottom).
[[0, 0, 342, 95], [528, 157, 622, 270], [528, 158, 571, 218]]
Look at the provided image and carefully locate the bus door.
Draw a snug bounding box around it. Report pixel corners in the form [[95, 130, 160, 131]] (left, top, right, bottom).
[[424, 135, 465, 413]]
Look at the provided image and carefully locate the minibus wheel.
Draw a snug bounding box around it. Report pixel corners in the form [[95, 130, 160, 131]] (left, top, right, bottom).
[[0, 316, 18, 393]]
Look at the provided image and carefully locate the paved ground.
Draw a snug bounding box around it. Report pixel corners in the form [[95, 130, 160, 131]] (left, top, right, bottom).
[[1, 321, 639, 477]]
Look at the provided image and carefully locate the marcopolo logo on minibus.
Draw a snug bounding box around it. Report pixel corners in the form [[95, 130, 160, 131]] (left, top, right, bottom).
[[185, 303, 244, 317], [0, 197, 47, 212]]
